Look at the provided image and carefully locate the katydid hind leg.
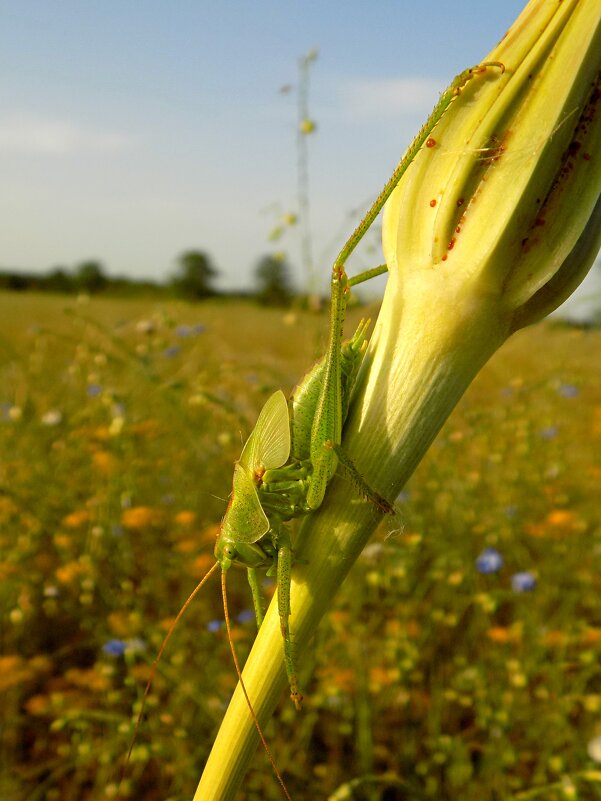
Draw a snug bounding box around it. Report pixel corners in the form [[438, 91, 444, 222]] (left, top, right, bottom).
[[307, 63, 505, 510], [332, 442, 394, 514], [306, 256, 350, 510], [276, 530, 303, 710]]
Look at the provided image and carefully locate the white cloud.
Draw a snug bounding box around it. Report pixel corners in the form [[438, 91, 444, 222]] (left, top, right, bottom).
[[0, 112, 132, 155], [337, 76, 442, 120]]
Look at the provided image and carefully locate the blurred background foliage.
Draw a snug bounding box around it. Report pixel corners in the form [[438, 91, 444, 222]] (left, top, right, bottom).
[[0, 291, 600, 801]]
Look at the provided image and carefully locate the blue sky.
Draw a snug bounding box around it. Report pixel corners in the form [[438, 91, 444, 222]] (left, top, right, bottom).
[[1, 0, 599, 310]]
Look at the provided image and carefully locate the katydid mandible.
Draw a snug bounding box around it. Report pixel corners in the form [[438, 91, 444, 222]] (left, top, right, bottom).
[[213, 60, 506, 710]]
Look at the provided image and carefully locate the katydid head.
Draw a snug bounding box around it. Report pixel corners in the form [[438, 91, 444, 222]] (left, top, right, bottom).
[[214, 534, 271, 571]]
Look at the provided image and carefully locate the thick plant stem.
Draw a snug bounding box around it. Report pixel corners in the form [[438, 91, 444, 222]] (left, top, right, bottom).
[[193, 283, 510, 801]]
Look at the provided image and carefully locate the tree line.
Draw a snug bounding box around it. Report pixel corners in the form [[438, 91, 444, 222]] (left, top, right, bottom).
[[0, 250, 294, 307]]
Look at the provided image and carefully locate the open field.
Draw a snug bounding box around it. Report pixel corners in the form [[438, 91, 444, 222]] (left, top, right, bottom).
[[1, 290, 600, 801]]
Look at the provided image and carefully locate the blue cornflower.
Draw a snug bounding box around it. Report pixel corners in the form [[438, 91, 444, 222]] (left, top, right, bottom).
[[236, 609, 255, 625], [539, 426, 558, 440], [175, 325, 192, 337], [163, 346, 181, 359], [87, 384, 102, 397], [476, 548, 504, 574], [207, 620, 223, 633], [511, 571, 536, 592], [558, 383, 579, 398], [102, 639, 126, 657], [192, 324, 206, 335]]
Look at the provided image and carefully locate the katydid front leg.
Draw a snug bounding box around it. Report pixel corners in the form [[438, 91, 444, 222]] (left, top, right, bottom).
[[247, 568, 264, 629]]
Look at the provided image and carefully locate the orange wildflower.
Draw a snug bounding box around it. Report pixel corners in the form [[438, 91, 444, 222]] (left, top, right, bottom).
[[541, 630, 569, 648], [487, 625, 523, 645], [92, 450, 115, 475], [487, 627, 512, 644], [581, 628, 601, 646], [62, 510, 90, 528], [0, 655, 35, 691], [189, 552, 216, 578], [121, 506, 164, 529], [25, 694, 52, 716], [53, 533, 72, 549], [369, 666, 399, 690], [0, 562, 17, 580], [546, 509, 577, 528], [175, 537, 198, 554], [65, 667, 111, 692], [55, 560, 84, 584], [175, 510, 196, 526]]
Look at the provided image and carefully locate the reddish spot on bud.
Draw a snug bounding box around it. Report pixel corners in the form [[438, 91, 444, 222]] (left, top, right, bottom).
[[426, 137, 436, 148], [456, 198, 465, 207], [455, 226, 461, 234], [534, 217, 545, 228], [429, 199, 437, 207], [583, 152, 592, 161], [448, 238, 456, 251], [441, 254, 448, 262]]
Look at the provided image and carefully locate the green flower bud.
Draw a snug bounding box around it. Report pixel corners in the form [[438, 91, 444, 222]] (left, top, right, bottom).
[[383, 0, 601, 334]]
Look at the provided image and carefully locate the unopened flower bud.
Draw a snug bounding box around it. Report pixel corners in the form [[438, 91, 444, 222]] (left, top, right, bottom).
[[383, 0, 601, 334]]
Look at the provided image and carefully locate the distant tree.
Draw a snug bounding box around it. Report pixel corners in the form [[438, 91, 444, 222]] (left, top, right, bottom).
[[76, 260, 107, 294], [254, 253, 293, 306], [171, 250, 218, 299], [45, 267, 74, 294]]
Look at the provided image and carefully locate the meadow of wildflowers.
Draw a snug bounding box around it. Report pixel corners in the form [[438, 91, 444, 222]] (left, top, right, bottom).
[[1, 291, 600, 800]]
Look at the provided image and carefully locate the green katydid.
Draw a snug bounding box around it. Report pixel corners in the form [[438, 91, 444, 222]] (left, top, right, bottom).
[[215, 297, 392, 712], [212, 60, 505, 712], [124, 60, 504, 797]]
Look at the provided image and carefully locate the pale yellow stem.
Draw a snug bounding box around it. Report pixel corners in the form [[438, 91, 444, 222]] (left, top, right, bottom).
[[194, 284, 510, 801]]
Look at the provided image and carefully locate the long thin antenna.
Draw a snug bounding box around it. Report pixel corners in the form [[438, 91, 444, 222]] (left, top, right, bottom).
[[221, 571, 293, 801], [122, 561, 220, 773]]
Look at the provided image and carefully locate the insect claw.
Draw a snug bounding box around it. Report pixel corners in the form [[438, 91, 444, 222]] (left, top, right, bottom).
[[291, 691, 303, 711], [375, 494, 395, 515]]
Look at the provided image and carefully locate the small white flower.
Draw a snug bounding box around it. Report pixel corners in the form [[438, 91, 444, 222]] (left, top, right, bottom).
[[135, 319, 155, 334], [8, 406, 22, 422], [587, 734, 601, 763], [41, 409, 62, 426]]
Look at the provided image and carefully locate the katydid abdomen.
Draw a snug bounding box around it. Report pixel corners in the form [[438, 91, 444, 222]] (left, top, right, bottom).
[[289, 320, 369, 465]]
